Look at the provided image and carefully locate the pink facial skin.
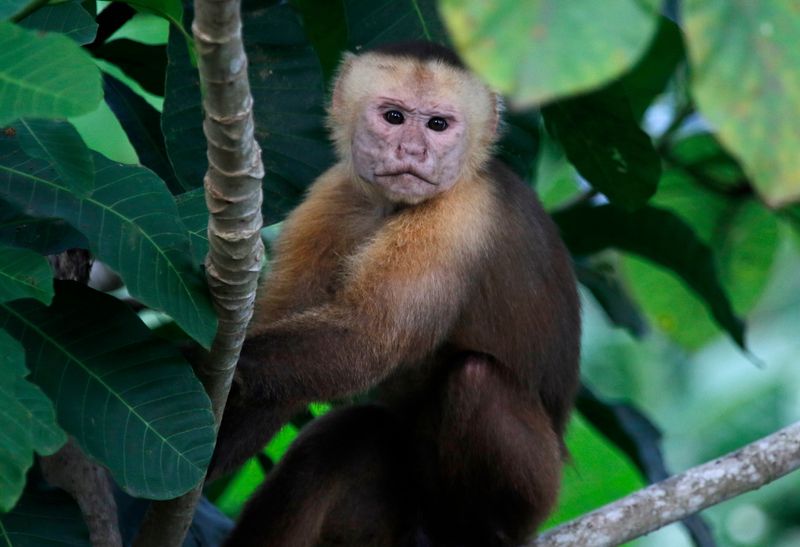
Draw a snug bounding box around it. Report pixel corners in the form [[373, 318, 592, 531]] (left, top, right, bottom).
[[351, 93, 469, 205]]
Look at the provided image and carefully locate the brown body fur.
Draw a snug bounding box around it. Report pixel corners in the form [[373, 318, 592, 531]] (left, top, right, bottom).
[[214, 43, 580, 547]]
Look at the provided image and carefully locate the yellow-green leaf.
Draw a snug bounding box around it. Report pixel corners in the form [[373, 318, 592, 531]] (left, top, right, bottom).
[[684, 0, 800, 206], [440, 0, 660, 106]]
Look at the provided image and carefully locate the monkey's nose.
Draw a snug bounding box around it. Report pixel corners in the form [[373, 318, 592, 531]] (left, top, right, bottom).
[[398, 142, 427, 161]]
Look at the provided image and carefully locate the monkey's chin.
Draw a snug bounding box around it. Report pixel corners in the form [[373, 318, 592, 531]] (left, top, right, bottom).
[[374, 173, 439, 204]]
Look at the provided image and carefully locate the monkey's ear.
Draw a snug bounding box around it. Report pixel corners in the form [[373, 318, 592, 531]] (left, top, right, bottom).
[[331, 52, 358, 114]]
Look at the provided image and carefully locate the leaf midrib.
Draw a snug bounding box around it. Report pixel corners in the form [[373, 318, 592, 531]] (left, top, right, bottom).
[[0, 163, 203, 321], [0, 301, 206, 475]]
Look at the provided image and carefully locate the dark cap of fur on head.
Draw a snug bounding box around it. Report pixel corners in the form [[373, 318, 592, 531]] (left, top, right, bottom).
[[367, 41, 466, 70]]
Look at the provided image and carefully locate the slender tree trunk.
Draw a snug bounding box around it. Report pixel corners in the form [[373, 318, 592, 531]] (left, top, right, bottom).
[[132, 0, 264, 544], [531, 421, 800, 547]]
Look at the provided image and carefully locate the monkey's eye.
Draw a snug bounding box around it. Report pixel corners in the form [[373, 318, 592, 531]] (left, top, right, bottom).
[[427, 117, 448, 132], [384, 110, 405, 125]]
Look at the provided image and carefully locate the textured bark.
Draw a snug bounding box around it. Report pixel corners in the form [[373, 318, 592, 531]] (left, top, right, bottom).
[[41, 250, 122, 547], [40, 439, 122, 547], [530, 421, 800, 547], [131, 0, 264, 545]]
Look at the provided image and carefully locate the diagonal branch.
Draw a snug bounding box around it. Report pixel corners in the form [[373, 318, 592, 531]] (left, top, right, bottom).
[[530, 421, 800, 547]]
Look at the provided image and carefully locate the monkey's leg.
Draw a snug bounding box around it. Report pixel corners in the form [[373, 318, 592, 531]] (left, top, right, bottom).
[[224, 404, 421, 547], [425, 355, 562, 547]]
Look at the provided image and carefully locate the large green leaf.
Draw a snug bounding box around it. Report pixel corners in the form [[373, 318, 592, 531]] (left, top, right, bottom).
[[684, 1, 800, 207], [0, 331, 66, 512], [115, 0, 183, 30], [103, 73, 180, 192], [574, 261, 646, 338], [0, 282, 216, 499], [163, 2, 334, 221], [543, 87, 661, 210], [18, 2, 98, 45], [344, 0, 449, 48], [289, 0, 347, 83], [0, 22, 102, 125], [113, 0, 194, 57], [543, 412, 644, 528], [0, 0, 27, 20], [665, 138, 781, 310], [624, 135, 779, 348], [94, 39, 168, 96], [15, 118, 94, 196], [0, 245, 53, 304], [0, 488, 89, 544], [0, 198, 87, 255], [175, 187, 208, 268], [440, 0, 660, 106], [554, 204, 746, 349], [161, 27, 204, 193], [495, 109, 540, 183], [0, 139, 217, 347], [620, 15, 686, 119]]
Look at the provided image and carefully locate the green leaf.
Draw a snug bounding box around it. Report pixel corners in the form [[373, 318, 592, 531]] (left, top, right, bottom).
[[290, 0, 347, 83], [0, 0, 27, 20], [661, 137, 779, 315], [0, 198, 87, 254], [164, 2, 334, 221], [543, 87, 661, 210], [68, 88, 140, 165], [533, 132, 582, 208], [575, 386, 716, 545], [0, 486, 89, 544], [18, 2, 98, 45], [684, 1, 800, 206], [554, 204, 746, 348], [0, 281, 216, 499], [161, 28, 203, 193], [94, 39, 167, 96], [574, 261, 647, 338], [344, 0, 449, 48], [103, 73, 180, 192], [115, 0, 184, 36], [14, 118, 94, 196], [621, 15, 686, 119], [495, 109, 540, 182], [0, 139, 218, 348], [0, 330, 66, 511], [0, 245, 53, 304], [441, 0, 660, 106], [544, 412, 644, 528], [0, 22, 102, 125], [623, 139, 779, 348], [175, 188, 208, 268]]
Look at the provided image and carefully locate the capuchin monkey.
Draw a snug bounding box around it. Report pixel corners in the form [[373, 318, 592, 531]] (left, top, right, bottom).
[[213, 41, 581, 547]]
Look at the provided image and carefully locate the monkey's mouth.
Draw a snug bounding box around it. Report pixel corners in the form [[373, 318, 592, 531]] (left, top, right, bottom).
[[375, 170, 436, 185]]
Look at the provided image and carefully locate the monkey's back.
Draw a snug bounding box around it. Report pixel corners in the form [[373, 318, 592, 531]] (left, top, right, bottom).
[[447, 160, 581, 437]]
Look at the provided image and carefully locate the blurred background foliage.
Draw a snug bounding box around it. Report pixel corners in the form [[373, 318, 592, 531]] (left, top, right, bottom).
[[1, 0, 799, 546]]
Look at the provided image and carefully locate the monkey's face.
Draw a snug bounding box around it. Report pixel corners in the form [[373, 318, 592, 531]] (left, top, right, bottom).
[[350, 92, 469, 205], [329, 52, 499, 206]]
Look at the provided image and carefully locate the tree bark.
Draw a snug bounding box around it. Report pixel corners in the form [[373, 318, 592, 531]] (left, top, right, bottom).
[[530, 421, 800, 547], [41, 250, 123, 547], [40, 439, 122, 547], [131, 0, 264, 545]]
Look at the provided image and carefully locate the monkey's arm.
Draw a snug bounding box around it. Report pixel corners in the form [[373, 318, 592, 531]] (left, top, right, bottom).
[[209, 222, 475, 478], [249, 167, 376, 328], [241, 235, 474, 403]]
